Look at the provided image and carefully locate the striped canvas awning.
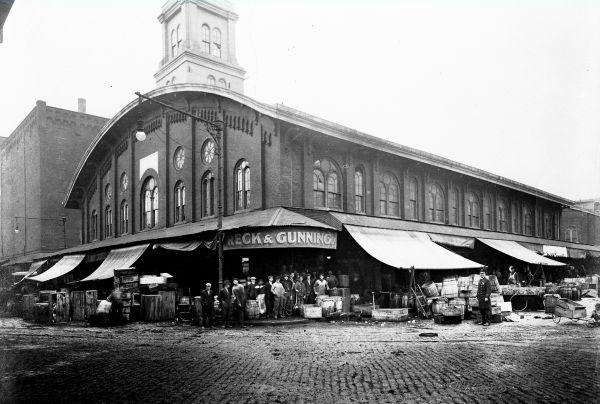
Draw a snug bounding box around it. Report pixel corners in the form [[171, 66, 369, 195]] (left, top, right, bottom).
[[29, 255, 85, 283], [346, 225, 484, 270], [79, 244, 149, 282], [478, 238, 565, 266]]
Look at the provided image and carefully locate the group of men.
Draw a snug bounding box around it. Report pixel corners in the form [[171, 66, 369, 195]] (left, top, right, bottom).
[[195, 271, 340, 327]]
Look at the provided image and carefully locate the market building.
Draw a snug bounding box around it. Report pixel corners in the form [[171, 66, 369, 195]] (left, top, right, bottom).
[[0, 99, 107, 287], [13, 0, 600, 303]]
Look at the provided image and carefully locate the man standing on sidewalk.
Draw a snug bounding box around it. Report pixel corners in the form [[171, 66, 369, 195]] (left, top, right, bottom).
[[232, 278, 246, 326], [200, 283, 214, 328], [477, 268, 492, 326], [271, 276, 285, 319]]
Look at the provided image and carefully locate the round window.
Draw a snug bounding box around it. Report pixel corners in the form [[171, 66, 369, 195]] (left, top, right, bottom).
[[120, 172, 128, 192], [202, 139, 215, 164], [174, 146, 185, 170]]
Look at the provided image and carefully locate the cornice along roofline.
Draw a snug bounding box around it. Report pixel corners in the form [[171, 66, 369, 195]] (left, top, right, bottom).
[[63, 84, 574, 208]]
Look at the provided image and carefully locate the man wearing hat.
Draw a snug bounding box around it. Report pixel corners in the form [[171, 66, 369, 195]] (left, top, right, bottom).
[[232, 278, 246, 326], [476, 268, 492, 326], [200, 282, 214, 328], [246, 276, 258, 300]]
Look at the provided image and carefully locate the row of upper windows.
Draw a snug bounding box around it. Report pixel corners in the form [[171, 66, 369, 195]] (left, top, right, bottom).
[[86, 160, 251, 242], [312, 158, 557, 238], [169, 24, 223, 59], [201, 24, 222, 58]]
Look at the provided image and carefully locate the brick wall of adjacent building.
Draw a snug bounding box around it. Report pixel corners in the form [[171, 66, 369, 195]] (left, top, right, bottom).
[[0, 100, 107, 260], [71, 92, 564, 246], [561, 207, 600, 246]]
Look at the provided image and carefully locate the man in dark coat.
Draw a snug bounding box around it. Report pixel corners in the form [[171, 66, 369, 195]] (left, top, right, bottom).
[[246, 276, 258, 300], [200, 283, 215, 328], [218, 280, 232, 327], [282, 274, 293, 317], [231, 278, 246, 326], [477, 268, 492, 326]]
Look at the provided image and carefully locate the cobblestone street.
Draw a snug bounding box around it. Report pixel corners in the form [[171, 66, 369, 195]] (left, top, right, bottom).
[[0, 316, 598, 403]]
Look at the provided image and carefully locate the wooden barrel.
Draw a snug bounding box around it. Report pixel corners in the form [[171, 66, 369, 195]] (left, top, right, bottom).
[[341, 297, 351, 313], [338, 274, 350, 288], [421, 282, 438, 297], [245, 300, 260, 319]]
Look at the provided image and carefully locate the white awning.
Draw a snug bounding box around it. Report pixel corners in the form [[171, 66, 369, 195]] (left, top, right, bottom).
[[478, 238, 565, 266], [14, 260, 47, 284], [153, 241, 204, 252], [542, 245, 568, 258], [345, 225, 484, 270], [80, 244, 149, 282], [428, 233, 475, 249], [29, 255, 85, 283]]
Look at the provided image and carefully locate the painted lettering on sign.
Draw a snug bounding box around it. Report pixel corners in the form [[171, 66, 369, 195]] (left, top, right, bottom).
[[224, 227, 337, 250]]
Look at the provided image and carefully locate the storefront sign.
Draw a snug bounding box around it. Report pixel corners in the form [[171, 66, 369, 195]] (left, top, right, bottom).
[[224, 227, 337, 250]]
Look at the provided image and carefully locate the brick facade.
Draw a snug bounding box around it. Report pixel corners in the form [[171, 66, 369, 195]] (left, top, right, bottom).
[[561, 207, 600, 246], [0, 101, 107, 260], [66, 90, 566, 248]]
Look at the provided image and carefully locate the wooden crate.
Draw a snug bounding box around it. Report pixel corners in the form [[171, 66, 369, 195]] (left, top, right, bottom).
[[141, 291, 176, 321], [22, 294, 37, 320], [372, 308, 409, 322], [55, 291, 70, 323], [353, 304, 379, 316], [302, 304, 322, 319], [85, 290, 98, 319], [71, 291, 85, 321], [555, 305, 586, 319], [556, 298, 584, 311]]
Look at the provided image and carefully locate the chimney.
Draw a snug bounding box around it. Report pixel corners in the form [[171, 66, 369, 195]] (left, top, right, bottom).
[[78, 98, 86, 113]]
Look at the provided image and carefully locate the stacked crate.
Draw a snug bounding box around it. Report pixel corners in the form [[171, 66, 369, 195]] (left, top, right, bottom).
[[114, 268, 140, 321]]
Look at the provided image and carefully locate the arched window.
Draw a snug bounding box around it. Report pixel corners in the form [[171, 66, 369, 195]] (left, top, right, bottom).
[[176, 24, 182, 49], [170, 29, 176, 57], [202, 24, 210, 53], [523, 205, 533, 236], [511, 201, 520, 233], [354, 168, 365, 213], [466, 192, 480, 228], [426, 184, 445, 223], [218, 78, 227, 88], [406, 177, 418, 220], [497, 199, 508, 232], [207, 75, 216, 86], [313, 158, 342, 209], [142, 177, 158, 229], [544, 212, 553, 239], [174, 181, 186, 223], [566, 227, 579, 243], [327, 172, 341, 209], [313, 170, 325, 207], [104, 205, 112, 237], [379, 173, 399, 217], [201, 171, 215, 217], [120, 200, 129, 235], [212, 28, 221, 58], [449, 187, 459, 225], [379, 182, 387, 215], [483, 195, 492, 230], [90, 210, 98, 241], [235, 160, 251, 210]]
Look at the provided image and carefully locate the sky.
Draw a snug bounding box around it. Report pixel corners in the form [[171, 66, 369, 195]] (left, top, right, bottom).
[[0, 0, 599, 201]]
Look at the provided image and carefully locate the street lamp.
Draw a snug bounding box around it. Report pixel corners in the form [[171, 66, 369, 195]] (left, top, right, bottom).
[[134, 91, 225, 287]]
